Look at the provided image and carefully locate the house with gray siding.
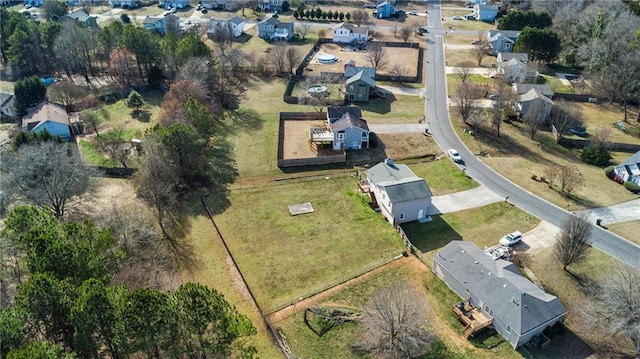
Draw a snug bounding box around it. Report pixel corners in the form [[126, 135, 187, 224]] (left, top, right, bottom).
[[487, 30, 520, 55], [433, 241, 567, 348], [365, 158, 432, 225], [345, 70, 375, 102], [329, 111, 369, 150]]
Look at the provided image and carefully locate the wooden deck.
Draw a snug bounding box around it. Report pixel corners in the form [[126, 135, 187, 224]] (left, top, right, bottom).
[[453, 299, 493, 338]]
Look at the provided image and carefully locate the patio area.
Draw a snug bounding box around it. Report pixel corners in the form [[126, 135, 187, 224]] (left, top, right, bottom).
[[453, 298, 493, 338]]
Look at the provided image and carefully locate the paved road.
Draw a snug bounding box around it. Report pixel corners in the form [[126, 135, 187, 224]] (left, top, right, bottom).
[[424, 0, 640, 267]]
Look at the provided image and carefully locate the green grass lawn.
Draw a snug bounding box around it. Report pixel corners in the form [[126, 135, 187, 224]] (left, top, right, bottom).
[[446, 74, 494, 96], [409, 159, 478, 195], [607, 220, 640, 246], [538, 75, 574, 94], [184, 213, 283, 358], [401, 202, 540, 258], [211, 176, 405, 313], [359, 94, 426, 124]]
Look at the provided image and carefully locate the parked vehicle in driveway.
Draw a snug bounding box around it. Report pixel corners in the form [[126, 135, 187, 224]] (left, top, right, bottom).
[[447, 149, 462, 163], [499, 231, 523, 247], [409, 10, 417, 15]]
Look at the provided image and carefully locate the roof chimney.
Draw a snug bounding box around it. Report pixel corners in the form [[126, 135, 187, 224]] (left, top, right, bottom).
[[385, 157, 394, 166]]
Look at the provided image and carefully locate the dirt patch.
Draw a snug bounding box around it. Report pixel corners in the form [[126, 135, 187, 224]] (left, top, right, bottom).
[[304, 42, 419, 78], [283, 119, 328, 159]]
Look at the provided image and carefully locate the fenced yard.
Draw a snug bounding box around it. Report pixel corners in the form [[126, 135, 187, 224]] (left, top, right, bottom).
[[303, 42, 420, 78], [212, 176, 405, 313]]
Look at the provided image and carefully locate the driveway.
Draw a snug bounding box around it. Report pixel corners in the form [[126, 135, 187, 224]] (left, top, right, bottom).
[[376, 85, 425, 97], [576, 199, 640, 226]]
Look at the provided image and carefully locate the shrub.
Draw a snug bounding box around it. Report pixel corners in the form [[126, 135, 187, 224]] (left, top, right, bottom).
[[581, 145, 611, 167], [282, 0, 290, 11], [531, 174, 538, 181], [624, 181, 640, 194], [120, 13, 130, 23], [604, 165, 615, 179]]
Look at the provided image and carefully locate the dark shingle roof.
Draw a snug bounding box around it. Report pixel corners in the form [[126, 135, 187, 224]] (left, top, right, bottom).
[[434, 241, 566, 335], [330, 112, 369, 132], [327, 106, 362, 122]]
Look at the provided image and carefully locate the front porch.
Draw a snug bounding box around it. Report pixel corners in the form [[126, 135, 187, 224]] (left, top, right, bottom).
[[453, 299, 493, 338]]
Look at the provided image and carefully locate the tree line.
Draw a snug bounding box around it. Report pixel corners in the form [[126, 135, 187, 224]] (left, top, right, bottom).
[[0, 206, 257, 358]]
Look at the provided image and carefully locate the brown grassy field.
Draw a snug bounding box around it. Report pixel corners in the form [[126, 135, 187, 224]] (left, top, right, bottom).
[[304, 43, 419, 78], [445, 48, 496, 67], [607, 220, 640, 246]]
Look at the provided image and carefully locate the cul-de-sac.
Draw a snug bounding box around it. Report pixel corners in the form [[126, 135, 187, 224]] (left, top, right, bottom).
[[1, 0, 639, 357]]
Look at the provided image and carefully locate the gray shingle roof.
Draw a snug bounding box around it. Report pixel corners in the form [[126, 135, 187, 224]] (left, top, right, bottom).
[[365, 161, 432, 203], [512, 84, 553, 98], [330, 112, 369, 132], [0, 91, 13, 108], [228, 16, 244, 25], [519, 88, 553, 105], [345, 66, 375, 79], [622, 150, 640, 166], [66, 9, 90, 22], [434, 241, 566, 335], [346, 70, 376, 87], [327, 106, 362, 122], [498, 52, 528, 63]]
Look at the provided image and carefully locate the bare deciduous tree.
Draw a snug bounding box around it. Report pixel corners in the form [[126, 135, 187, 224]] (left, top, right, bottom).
[[298, 73, 342, 113], [455, 62, 475, 84], [356, 284, 438, 359], [296, 22, 312, 40], [553, 214, 592, 271], [210, 24, 234, 56], [270, 42, 288, 74], [467, 107, 485, 130], [454, 81, 482, 123], [585, 262, 640, 358], [592, 126, 611, 148], [550, 100, 580, 140], [472, 42, 490, 66], [3, 142, 92, 219], [367, 42, 388, 71], [136, 139, 180, 242], [544, 164, 585, 194], [522, 100, 548, 139], [351, 10, 369, 27], [391, 23, 399, 38], [400, 27, 413, 43], [317, 28, 328, 39], [388, 64, 407, 81], [285, 46, 302, 74], [47, 81, 89, 108]]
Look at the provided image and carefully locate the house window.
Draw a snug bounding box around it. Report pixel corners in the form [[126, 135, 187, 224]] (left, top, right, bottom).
[[337, 133, 345, 140], [506, 325, 511, 334], [485, 306, 493, 316], [400, 213, 405, 220], [362, 132, 367, 138]]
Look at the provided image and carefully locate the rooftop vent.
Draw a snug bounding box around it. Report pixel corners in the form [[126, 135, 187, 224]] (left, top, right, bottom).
[[385, 157, 394, 166]]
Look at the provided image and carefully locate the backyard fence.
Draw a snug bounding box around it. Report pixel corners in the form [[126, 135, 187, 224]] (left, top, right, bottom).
[[200, 197, 294, 359], [277, 112, 347, 167], [395, 224, 423, 261]]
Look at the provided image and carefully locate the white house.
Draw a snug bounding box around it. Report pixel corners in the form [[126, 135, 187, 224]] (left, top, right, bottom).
[[613, 151, 640, 185], [208, 16, 245, 37], [512, 83, 553, 99], [497, 58, 538, 83], [142, 15, 179, 35], [364, 158, 433, 225], [258, 0, 284, 11], [201, 0, 238, 10], [332, 22, 368, 44]]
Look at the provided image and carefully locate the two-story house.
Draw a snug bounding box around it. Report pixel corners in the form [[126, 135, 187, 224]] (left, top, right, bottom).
[[487, 30, 520, 55], [332, 22, 368, 44], [208, 16, 245, 37], [473, 3, 498, 22], [63, 10, 99, 28], [142, 14, 179, 35], [258, 16, 294, 41]]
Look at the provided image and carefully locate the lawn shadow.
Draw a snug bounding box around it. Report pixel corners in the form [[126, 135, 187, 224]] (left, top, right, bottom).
[[346, 133, 388, 166], [132, 110, 151, 122], [524, 323, 597, 359], [400, 215, 462, 254], [358, 93, 396, 115], [225, 108, 264, 133]]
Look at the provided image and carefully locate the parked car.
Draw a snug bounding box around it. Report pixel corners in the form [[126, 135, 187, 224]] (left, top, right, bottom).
[[499, 231, 523, 247], [416, 26, 429, 34], [25, 3, 32, 9], [488, 94, 500, 100], [364, 4, 376, 8], [201, 8, 207, 13], [409, 10, 417, 15], [169, 7, 177, 13], [452, 15, 463, 20], [447, 149, 462, 163]]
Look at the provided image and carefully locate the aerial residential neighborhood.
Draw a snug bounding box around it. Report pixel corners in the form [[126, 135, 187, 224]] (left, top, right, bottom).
[[0, 0, 639, 358]]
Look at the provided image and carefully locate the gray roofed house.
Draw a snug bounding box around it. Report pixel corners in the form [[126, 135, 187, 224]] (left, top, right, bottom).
[[487, 30, 520, 55], [332, 22, 368, 44], [518, 88, 553, 121], [497, 52, 529, 64], [328, 112, 370, 150], [613, 150, 640, 185], [512, 83, 554, 99], [0, 91, 14, 118], [364, 158, 432, 225], [433, 241, 567, 348], [258, 16, 294, 41], [327, 106, 363, 123], [497, 58, 538, 83], [64, 9, 99, 28], [208, 16, 245, 37], [345, 70, 376, 102]]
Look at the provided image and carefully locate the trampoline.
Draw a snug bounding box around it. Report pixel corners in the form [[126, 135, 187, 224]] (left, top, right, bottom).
[[317, 53, 338, 64], [307, 85, 328, 96]]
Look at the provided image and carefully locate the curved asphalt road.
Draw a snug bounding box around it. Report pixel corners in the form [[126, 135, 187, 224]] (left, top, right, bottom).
[[424, 1, 640, 267]]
